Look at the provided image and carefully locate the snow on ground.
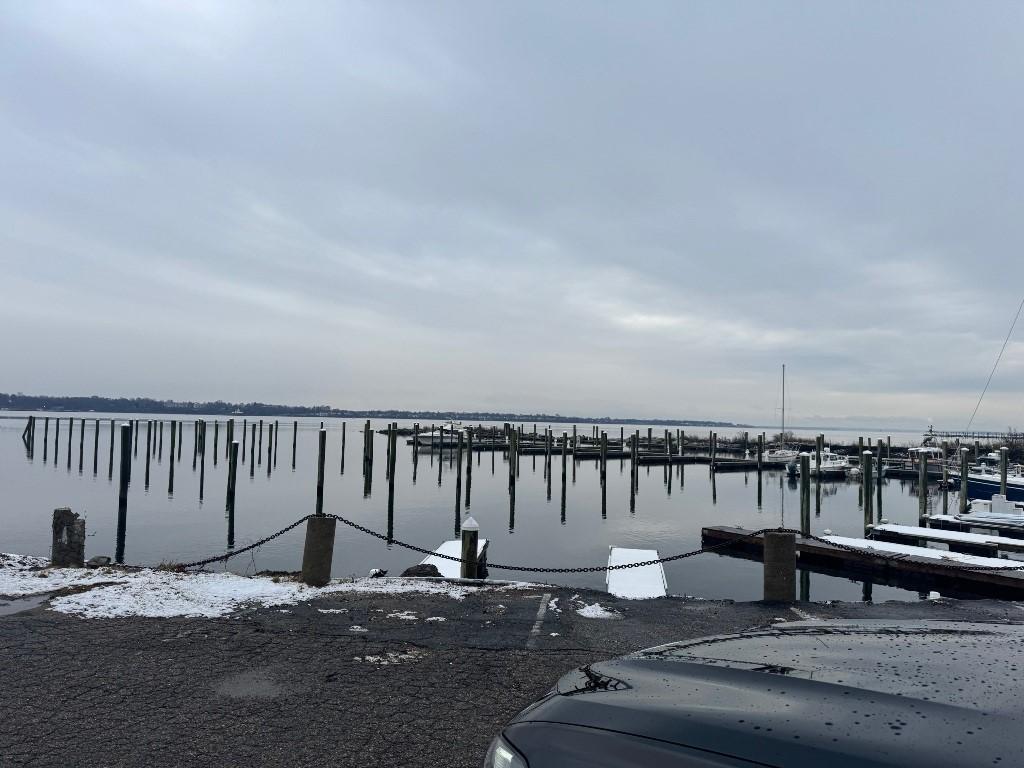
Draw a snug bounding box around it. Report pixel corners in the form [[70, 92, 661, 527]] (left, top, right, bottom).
[[576, 602, 621, 619], [0, 553, 539, 619]]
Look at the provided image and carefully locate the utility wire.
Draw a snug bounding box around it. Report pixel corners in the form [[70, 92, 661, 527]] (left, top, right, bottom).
[[966, 293, 1024, 431]]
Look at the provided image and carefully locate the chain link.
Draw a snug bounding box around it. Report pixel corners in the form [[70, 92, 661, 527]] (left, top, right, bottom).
[[173, 513, 1024, 575]]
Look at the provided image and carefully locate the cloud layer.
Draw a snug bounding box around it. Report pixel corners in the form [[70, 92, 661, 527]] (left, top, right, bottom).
[[2, 2, 1022, 429]]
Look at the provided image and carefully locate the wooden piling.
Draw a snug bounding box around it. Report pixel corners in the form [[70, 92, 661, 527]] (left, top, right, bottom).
[[117, 423, 131, 563], [227, 441, 238, 547], [43, 417, 49, 462], [919, 447, 929, 518], [799, 453, 810, 536], [273, 420, 279, 466], [258, 420, 263, 465], [756, 433, 764, 471], [242, 420, 248, 464], [66, 417, 73, 469], [108, 419, 114, 477], [249, 421, 256, 478], [213, 421, 219, 466], [960, 448, 970, 513], [145, 420, 152, 488], [1000, 447, 1009, 496], [292, 420, 298, 469], [92, 419, 99, 474], [78, 417, 85, 472], [133, 419, 139, 456], [54, 417, 60, 466], [815, 434, 823, 478], [863, 451, 873, 523], [315, 428, 327, 516]]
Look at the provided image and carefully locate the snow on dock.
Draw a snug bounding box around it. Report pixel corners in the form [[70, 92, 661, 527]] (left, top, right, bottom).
[[821, 535, 1017, 568], [420, 539, 488, 579], [870, 523, 1024, 554], [606, 547, 667, 599]]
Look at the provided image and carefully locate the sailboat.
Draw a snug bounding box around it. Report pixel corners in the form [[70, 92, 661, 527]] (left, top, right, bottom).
[[764, 364, 800, 466]]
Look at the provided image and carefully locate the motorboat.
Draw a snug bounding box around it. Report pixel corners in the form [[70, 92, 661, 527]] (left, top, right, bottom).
[[786, 448, 851, 478], [413, 422, 465, 447]]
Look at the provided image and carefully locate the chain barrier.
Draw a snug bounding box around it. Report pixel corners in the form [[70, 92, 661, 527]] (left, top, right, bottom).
[[172, 513, 1024, 575]]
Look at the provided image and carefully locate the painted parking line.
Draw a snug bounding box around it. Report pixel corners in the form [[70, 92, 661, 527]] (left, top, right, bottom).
[[526, 593, 552, 649]]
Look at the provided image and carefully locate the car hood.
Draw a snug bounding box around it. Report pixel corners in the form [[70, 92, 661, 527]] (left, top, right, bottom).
[[516, 621, 1024, 767]]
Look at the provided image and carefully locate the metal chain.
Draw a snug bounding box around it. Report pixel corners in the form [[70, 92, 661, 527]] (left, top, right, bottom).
[[176, 515, 313, 569], [174, 514, 1024, 575]]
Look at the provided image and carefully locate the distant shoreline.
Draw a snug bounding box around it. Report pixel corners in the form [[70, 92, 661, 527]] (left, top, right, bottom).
[[0, 393, 747, 429]]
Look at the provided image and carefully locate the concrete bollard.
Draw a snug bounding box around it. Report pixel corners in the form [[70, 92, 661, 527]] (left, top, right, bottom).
[[763, 531, 796, 602], [300, 516, 337, 587], [51, 508, 85, 567], [460, 515, 480, 579]]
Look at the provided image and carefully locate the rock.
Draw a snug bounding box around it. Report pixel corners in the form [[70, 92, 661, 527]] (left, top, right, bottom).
[[368, 568, 388, 578], [400, 564, 442, 578], [86, 556, 112, 569]]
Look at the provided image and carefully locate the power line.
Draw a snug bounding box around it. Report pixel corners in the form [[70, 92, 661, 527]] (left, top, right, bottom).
[[966, 293, 1024, 431]]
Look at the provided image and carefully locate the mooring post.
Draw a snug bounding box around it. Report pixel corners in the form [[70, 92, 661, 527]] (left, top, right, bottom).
[[93, 418, 99, 474], [159, 420, 164, 458], [815, 434, 823, 478], [958, 448, 966, 514], [273, 420, 279, 466], [257, 420, 263, 465], [178, 421, 183, 461], [249, 423, 256, 478], [66, 417, 73, 469], [242, 420, 247, 463], [561, 431, 568, 480], [460, 515, 480, 579], [213, 421, 219, 466], [117, 423, 131, 563], [226, 440, 238, 516], [54, 417, 60, 466], [863, 451, 873, 524], [51, 508, 86, 568], [78, 418, 85, 471], [919, 447, 929, 518], [315, 428, 327, 515], [145, 419, 152, 488], [43, 417, 49, 461], [133, 419, 139, 456], [1000, 447, 1009, 496], [711, 431, 717, 470], [600, 431, 608, 479], [756, 433, 764, 471], [763, 531, 796, 602], [799, 452, 811, 535]]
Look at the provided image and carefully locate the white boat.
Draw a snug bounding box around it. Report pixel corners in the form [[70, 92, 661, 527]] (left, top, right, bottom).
[[413, 421, 465, 447], [787, 448, 851, 478]]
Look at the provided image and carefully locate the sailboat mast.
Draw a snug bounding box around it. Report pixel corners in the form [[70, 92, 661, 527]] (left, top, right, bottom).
[[781, 363, 786, 440]]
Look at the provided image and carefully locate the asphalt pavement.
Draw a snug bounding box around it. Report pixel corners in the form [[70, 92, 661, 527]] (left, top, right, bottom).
[[2, 582, 1023, 767]]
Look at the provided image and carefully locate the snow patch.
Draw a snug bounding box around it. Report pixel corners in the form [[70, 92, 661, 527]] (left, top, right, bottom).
[[349, 625, 369, 633], [576, 602, 621, 620], [425, 616, 446, 622], [0, 553, 535, 619], [317, 608, 349, 614], [354, 650, 423, 666], [386, 610, 418, 621]]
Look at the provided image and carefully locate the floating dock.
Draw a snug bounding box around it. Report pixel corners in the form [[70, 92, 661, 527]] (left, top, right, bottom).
[[869, 523, 1024, 557], [420, 538, 488, 579], [924, 513, 1024, 539], [702, 525, 1024, 598], [606, 547, 667, 599]]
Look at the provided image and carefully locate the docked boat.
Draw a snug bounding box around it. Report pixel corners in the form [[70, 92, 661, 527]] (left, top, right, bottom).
[[413, 422, 465, 447], [950, 465, 1024, 503], [786, 448, 851, 478]]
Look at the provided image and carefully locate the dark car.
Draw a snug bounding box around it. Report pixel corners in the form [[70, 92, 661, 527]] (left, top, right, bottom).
[[485, 620, 1024, 767]]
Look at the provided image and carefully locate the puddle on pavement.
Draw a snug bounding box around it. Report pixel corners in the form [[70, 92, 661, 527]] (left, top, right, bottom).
[[0, 594, 49, 616], [214, 669, 285, 699]]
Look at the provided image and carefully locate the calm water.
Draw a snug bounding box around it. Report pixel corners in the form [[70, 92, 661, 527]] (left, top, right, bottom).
[[1, 413, 952, 601]]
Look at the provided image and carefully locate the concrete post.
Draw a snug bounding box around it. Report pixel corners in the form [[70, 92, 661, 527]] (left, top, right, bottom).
[[300, 516, 336, 587], [763, 531, 796, 602], [51, 508, 85, 567], [460, 515, 480, 579]]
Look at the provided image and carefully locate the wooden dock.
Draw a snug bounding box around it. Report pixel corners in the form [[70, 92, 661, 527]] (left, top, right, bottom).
[[606, 547, 667, 599], [702, 525, 1024, 598]]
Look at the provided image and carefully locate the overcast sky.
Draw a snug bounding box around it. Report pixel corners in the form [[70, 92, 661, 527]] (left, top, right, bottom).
[[2, 2, 1022, 429]]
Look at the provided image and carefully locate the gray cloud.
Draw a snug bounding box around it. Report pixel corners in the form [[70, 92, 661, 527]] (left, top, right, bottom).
[[1, 1, 1022, 429]]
